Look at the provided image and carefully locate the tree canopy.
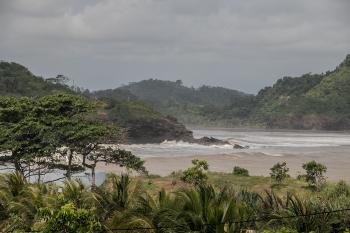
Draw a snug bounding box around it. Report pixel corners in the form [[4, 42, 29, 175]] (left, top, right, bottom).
[[0, 94, 146, 182]]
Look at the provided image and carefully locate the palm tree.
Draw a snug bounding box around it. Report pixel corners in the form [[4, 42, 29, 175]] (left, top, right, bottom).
[[281, 193, 332, 233], [0, 172, 55, 231], [0, 171, 27, 197], [133, 189, 187, 233], [0, 172, 28, 228], [176, 185, 248, 233], [96, 173, 154, 232], [61, 179, 101, 209]]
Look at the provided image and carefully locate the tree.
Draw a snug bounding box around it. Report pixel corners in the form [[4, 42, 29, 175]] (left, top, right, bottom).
[[46, 74, 69, 85], [180, 159, 209, 186], [39, 94, 126, 179], [83, 146, 147, 186], [0, 94, 115, 181], [270, 162, 289, 184], [0, 97, 57, 177], [0, 93, 146, 183], [233, 166, 249, 176], [302, 160, 327, 189], [176, 185, 248, 233], [51, 118, 110, 179], [40, 203, 102, 233]]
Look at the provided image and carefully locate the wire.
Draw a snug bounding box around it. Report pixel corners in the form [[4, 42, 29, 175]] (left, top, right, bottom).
[[8, 207, 350, 232], [104, 207, 350, 232]]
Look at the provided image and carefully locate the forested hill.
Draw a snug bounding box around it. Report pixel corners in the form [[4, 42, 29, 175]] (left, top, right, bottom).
[[0, 62, 73, 96], [2, 54, 350, 131], [112, 55, 350, 130], [253, 54, 350, 130], [120, 79, 249, 107], [116, 79, 255, 126], [0, 61, 193, 143]]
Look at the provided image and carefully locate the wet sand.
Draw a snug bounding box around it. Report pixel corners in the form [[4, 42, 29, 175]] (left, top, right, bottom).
[[97, 146, 350, 181]]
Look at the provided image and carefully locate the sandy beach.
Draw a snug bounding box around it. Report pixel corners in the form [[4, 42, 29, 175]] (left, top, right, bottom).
[[97, 145, 350, 181], [96, 129, 350, 181]]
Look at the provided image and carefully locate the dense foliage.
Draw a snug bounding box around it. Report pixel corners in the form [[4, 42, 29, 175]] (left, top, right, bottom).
[[233, 166, 249, 176], [180, 159, 209, 186], [270, 162, 290, 184], [302, 160, 327, 190], [0, 62, 73, 97], [0, 94, 146, 184], [253, 55, 350, 130], [0, 171, 350, 232], [0, 61, 193, 144]]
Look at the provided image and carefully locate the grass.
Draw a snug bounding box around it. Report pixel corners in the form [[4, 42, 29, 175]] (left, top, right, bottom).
[[141, 171, 314, 197]]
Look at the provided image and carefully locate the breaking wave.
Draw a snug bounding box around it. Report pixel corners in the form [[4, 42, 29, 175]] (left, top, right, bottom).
[[119, 129, 350, 158]]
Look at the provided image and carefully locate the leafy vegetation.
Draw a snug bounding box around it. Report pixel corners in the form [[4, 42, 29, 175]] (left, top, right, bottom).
[[302, 160, 327, 190], [180, 159, 209, 186], [0, 169, 349, 232], [0, 62, 73, 97], [40, 203, 102, 233], [233, 166, 249, 176], [0, 61, 193, 144], [0, 94, 146, 183], [253, 55, 350, 130], [270, 162, 290, 184]]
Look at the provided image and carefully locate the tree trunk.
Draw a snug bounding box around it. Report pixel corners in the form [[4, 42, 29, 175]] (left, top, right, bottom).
[[66, 150, 73, 179], [91, 164, 96, 187], [14, 157, 24, 175], [37, 166, 41, 183]]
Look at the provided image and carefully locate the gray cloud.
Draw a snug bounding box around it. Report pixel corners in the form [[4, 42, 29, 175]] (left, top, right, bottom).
[[0, 0, 349, 93]]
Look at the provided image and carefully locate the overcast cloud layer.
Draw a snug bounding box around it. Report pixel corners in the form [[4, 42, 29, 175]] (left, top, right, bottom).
[[0, 0, 349, 93]]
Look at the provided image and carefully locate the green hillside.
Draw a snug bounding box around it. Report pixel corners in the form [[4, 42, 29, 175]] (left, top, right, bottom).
[[2, 54, 350, 131], [0, 62, 73, 96], [115, 54, 350, 130], [119, 79, 255, 126], [253, 55, 350, 130]]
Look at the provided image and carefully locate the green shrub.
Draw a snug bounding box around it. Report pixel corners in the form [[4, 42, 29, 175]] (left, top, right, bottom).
[[270, 161, 289, 183], [328, 180, 350, 198], [262, 227, 298, 233], [233, 166, 249, 176], [302, 160, 327, 189], [181, 159, 209, 186], [40, 203, 102, 233]]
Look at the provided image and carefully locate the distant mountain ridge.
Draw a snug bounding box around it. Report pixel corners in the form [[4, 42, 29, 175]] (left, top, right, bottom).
[[2, 54, 350, 131], [110, 54, 350, 130], [114, 79, 255, 126]]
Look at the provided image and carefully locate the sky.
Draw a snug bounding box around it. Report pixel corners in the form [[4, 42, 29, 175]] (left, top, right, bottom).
[[0, 0, 349, 93]]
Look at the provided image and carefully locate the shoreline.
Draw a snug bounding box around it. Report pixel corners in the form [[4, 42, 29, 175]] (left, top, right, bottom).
[[188, 126, 350, 134], [97, 147, 350, 181]]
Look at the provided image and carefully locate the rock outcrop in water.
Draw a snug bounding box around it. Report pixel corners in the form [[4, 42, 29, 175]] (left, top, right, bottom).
[[233, 143, 249, 149], [124, 118, 231, 146], [191, 136, 230, 146], [124, 117, 193, 144]]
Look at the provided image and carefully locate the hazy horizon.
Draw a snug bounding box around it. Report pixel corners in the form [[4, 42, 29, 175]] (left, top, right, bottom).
[[1, 0, 349, 93]]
